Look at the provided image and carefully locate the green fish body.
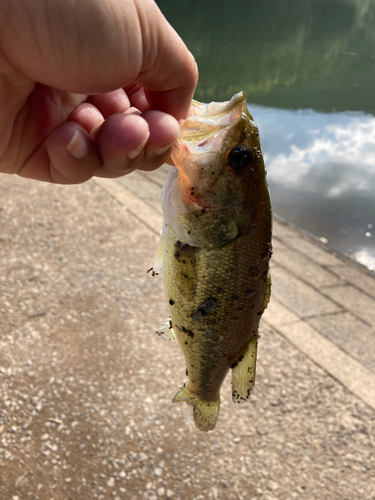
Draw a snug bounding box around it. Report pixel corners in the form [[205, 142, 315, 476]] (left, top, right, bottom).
[[154, 92, 272, 431]]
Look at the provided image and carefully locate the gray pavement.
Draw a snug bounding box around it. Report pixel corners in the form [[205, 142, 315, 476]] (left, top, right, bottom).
[[1, 172, 375, 500]]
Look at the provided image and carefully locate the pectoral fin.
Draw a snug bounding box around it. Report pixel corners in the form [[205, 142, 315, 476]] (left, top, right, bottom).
[[231, 334, 258, 402], [156, 318, 177, 343], [152, 236, 164, 275], [172, 386, 220, 432]]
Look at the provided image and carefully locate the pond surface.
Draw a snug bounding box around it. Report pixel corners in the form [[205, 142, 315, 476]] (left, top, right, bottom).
[[157, 0, 375, 269]]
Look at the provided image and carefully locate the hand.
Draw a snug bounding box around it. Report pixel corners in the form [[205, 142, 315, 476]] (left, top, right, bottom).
[[0, 0, 198, 183]]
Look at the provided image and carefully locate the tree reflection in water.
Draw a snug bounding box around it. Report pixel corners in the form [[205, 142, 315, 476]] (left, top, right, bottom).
[[157, 0, 375, 267]]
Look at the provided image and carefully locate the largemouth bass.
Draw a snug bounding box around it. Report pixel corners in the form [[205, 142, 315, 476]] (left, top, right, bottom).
[[153, 92, 272, 431]]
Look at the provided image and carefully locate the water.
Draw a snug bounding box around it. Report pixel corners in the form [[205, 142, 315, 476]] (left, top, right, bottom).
[[157, 0, 375, 269]]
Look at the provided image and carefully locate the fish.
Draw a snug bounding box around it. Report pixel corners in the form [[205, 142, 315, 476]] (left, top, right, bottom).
[[153, 91, 272, 431]]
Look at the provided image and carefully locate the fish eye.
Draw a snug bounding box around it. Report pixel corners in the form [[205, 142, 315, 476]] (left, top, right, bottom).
[[227, 146, 252, 171]]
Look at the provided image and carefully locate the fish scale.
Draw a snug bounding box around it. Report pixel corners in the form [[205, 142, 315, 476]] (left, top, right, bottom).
[[164, 226, 270, 400]]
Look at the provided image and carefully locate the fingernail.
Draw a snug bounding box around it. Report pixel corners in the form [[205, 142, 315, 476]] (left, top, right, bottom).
[[124, 107, 142, 116], [127, 132, 150, 160], [154, 143, 174, 157], [66, 130, 88, 160]]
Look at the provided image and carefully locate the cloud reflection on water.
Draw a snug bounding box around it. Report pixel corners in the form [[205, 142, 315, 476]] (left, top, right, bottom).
[[250, 105, 375, 269]]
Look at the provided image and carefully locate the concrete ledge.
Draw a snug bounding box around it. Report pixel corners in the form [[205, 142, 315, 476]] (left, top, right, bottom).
[[263, 299, 375, 411]]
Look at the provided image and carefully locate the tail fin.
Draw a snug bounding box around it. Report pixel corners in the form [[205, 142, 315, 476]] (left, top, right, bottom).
[[172, 386, 220, 432]]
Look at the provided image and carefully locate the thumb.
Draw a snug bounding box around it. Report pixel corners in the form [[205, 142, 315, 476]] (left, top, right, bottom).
[[134, 0, 198, 120]]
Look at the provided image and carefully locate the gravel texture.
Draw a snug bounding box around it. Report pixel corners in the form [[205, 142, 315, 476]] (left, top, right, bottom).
[[1, 175, 374, 500]]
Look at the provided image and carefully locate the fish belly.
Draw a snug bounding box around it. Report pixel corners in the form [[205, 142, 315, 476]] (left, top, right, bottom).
[[163, 222, 270, 425]]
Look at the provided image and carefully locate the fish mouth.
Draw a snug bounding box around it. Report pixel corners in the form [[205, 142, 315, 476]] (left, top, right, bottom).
[[172, 92, 251, 166], [189, 91, 247, 120]]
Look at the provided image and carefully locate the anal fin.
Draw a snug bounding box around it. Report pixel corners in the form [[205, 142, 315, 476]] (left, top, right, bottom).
[[231, 334, 258, 403], [156, 318, 177, 343]]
